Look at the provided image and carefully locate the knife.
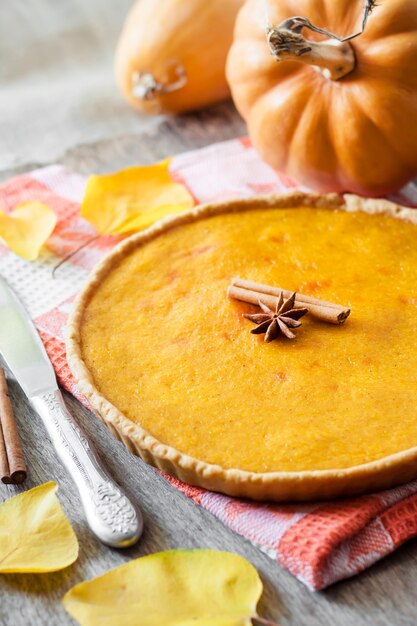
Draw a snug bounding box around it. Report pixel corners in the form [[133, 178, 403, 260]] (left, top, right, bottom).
[[0, 275, 143, 548]]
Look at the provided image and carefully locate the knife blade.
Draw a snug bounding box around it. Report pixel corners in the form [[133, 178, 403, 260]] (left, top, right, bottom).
[[0, 275, 143, 548]]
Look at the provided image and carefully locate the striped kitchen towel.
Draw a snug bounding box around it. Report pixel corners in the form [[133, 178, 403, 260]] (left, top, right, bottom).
[[1, 137, 417, 590]]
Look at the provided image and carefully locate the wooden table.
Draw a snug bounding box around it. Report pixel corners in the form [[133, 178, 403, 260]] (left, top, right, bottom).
[[1, 2, 417, 625]]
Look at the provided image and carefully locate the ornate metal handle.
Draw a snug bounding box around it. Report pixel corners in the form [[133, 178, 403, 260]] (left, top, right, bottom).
[[31, 390, 143, 548]]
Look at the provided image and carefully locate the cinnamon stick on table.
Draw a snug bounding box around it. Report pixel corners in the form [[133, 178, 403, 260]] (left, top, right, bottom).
[[0, 368, 27, 484], [0, 412, 10, 484], [228, 278, 350, 325]]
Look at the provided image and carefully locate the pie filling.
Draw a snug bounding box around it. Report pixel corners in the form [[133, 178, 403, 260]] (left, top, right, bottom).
[[79, 207, 417, 473]]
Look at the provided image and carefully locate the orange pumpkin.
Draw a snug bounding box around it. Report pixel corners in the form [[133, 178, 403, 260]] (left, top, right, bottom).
[[227, 0, 417, 196], [115, 0, 244, 115]]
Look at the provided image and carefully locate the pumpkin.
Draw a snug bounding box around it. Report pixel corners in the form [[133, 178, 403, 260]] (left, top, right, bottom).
[[227, 0, 417, 196], [115, 0, 244, 115]]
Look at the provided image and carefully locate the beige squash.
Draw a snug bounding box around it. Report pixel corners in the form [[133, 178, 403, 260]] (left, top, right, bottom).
[[115, 0, 244, 114]]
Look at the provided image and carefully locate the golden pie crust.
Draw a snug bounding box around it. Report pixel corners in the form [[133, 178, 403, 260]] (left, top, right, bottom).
[[67, 192, 417, 501]]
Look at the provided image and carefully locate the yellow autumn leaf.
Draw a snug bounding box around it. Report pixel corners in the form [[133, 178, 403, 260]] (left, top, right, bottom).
[[0, 482, 78, 573], [0, 201, 57, 261], [81, 158, 194, 236], [63, 549, 263, 626]]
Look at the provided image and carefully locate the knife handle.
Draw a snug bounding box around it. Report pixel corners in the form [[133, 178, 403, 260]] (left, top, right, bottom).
[[31, 390, 143, 548]]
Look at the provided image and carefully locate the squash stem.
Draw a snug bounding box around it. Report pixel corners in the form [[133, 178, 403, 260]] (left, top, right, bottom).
[[131, 64, 187, 101], [267, 21, 356, 81]]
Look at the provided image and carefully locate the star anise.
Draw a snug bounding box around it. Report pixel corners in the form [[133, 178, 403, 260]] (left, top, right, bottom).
[[243, 292, 308, 342]]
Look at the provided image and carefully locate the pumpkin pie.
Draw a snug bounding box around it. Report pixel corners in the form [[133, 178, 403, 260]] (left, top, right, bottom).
[[67, 192, 417, 501]]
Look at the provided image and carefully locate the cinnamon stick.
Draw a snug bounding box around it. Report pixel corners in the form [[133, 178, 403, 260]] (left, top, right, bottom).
[[232, 278, 344, 310], [228, 282, 350, 325], [0, 369, 27, 484], [0, 419, 10, 484]]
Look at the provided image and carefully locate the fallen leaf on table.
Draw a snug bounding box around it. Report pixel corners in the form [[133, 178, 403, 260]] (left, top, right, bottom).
[[81, 158, 194, 236], [63, 549, 266, 626], [0, 481, 78, 573], [0, 201, 57, 260]]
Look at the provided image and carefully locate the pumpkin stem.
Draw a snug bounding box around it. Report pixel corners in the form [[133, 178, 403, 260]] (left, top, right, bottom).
[[265, 0, 380, 80], [131, 63, 187, 102], [267, 23, 356, 81]]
